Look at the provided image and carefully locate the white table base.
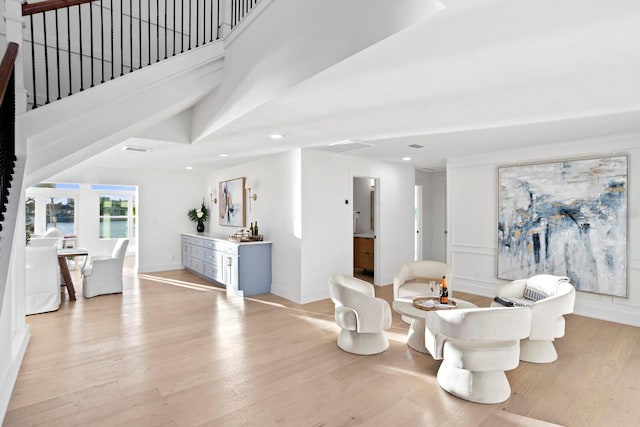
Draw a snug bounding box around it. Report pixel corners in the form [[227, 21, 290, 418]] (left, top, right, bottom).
[[407, 318, 428, 353]]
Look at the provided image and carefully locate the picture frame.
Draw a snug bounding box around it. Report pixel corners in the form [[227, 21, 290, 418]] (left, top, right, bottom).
[[219, 177, 246, 227], [497, 155, 628, 297]]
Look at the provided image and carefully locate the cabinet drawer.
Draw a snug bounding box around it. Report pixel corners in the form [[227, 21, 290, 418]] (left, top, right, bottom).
[[217, 241, 238, 256], [191, 246, 204, 260], [203, 248, 217, 263], [202, 239, 216, 250], [185, 235, 204, 246], [203, 262, 218, 281], [188, 258, 204, 274]]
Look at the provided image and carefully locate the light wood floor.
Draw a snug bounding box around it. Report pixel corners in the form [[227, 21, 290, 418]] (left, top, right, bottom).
[[5, 263, 640, 426]]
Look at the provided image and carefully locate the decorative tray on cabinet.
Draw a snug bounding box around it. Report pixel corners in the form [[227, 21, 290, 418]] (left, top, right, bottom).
[[228, 229, 264, 242]]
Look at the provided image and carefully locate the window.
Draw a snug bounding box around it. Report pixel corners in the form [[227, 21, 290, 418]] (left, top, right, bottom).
[[25, 197, 35, 235], [99, 195, 131, 238], [46, 196, 76, 235]]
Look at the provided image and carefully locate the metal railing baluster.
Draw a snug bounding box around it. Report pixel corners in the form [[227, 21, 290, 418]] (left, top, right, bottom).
[[43, 12, 51, 104], [90, 2, 94, 86], [68, 7, 73, 92], [195, 0, 199, 47], [55, 10, 61, 99], [30, 15, 37, 109], [121, 0, 124, 75], [148, 0, 151, 65], [139, 0, 142, 68], [111, 0, 114, 79], [78, 5, 84, 90], [156, 0, 159, 62], [101, 0, 105, 83], [130, 0, 133, 71]]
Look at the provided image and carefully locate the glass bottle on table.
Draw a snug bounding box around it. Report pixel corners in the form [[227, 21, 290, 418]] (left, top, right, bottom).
[[254, 221, 259, 237], [440, 276, 449, 304], [249, 222, 254, 236]]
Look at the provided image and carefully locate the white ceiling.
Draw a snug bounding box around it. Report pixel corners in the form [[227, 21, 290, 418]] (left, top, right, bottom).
[[80, 0, 640, 173]]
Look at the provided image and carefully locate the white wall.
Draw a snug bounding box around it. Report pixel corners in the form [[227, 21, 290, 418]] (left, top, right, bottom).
[[205, 150, 303, 302], [300, 149, 414, 303], [203, 149, 414, 304], [49, 166, 204, 273], [448, 132, 640, 327]]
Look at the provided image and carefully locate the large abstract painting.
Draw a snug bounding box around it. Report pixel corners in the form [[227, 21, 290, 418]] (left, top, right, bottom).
[[498, 156, 627, 297], [219, 177, 245, 227]]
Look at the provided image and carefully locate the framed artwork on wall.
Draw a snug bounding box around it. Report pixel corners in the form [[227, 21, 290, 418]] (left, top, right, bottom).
[[497, 155, 628, 297], [219, 177, 246, 227]]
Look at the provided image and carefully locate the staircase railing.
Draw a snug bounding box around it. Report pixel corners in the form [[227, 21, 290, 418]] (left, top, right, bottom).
[[230, 0, 259, 29], [0, 42, 19, 231], [22, 0, 250, 109]]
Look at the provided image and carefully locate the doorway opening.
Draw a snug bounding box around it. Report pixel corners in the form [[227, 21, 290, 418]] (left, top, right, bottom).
[[353, 176, 377, 284]]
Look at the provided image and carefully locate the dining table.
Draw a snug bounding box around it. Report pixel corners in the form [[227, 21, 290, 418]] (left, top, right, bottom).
[[57, 248, 89, 301]]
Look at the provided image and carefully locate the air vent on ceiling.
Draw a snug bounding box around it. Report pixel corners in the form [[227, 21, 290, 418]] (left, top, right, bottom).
[[408, 144, 425, 149], [122, 145, 151, 153], [318, 140, 374, 153]]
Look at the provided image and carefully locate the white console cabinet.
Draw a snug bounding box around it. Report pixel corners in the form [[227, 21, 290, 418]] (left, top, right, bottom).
[[181, 233, 272, 296]]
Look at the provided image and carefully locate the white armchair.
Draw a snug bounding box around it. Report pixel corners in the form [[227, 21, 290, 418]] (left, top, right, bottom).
[[328, 273, 392, 355], [82, 239, 129, 298], [393, 260, 452, 323], [25, 244, 61, 315], [424, 307, 532, 404], [493, 275, 576, 363]]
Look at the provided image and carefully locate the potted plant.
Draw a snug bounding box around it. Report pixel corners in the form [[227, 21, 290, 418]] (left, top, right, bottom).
[[188, 199, 209, 233]]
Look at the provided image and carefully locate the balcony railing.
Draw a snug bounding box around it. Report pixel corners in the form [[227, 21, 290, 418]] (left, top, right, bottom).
[[21, 0, 265, 109]]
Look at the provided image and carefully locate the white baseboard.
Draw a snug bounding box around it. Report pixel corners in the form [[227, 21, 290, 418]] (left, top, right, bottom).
[[270, 283, 301, 304], [0, 326, 30, 425]]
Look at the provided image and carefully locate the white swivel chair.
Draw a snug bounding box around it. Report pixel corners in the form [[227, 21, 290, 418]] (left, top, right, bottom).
[[328, 273, 392, 355], [82, 239, 129, 298], [393, 260, 452, 322], [25, 243, 61, 314], [493, 274, 576, 363], [424, 306, 532, 404]]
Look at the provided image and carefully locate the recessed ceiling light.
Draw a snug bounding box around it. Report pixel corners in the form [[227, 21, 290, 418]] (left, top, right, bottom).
[[219, 153, 229, 158], [185, 166, 193, 170], [269, 133, 285, 139], [402, 157, 412, 161]]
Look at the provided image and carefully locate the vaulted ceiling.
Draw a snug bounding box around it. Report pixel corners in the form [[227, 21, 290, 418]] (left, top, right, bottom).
[[81, 0, 640, 172]]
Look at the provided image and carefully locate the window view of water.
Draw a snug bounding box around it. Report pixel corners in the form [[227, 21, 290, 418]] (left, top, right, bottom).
[[47, 222, 75, 236], [29, 184, 136, 241], [100, 218, 129, 238]]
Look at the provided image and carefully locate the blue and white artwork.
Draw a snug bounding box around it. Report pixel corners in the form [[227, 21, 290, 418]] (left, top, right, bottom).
[[498, 156, 627, 297]]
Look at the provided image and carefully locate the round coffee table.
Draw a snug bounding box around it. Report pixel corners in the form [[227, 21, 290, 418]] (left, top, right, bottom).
[[392, 297, 477, 353]]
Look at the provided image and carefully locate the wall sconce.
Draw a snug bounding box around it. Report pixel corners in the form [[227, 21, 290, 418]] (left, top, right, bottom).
[[245, 180, 257, 211], [210, 187, 217, 205]]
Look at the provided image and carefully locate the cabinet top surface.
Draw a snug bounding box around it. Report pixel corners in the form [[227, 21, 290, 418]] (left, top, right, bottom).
[[182, 233, 272, 245]]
